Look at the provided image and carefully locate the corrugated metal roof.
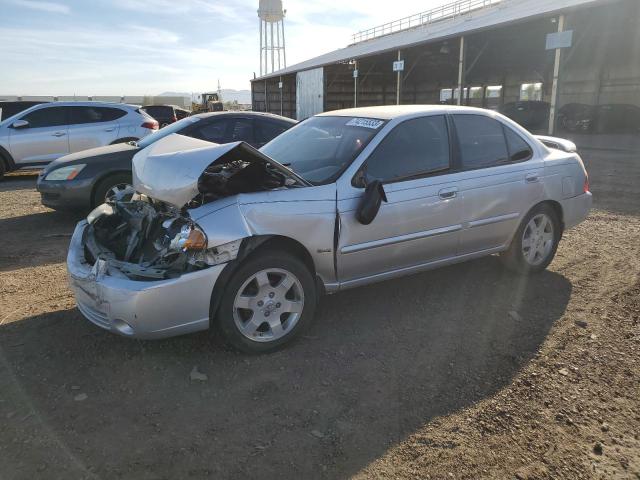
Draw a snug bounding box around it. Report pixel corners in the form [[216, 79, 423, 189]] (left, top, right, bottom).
[[253, 0, 607, 81]]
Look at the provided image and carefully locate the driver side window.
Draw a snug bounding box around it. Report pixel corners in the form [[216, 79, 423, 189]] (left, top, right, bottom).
[[363, 115, 450, 183], [21, 107, 69, 128]]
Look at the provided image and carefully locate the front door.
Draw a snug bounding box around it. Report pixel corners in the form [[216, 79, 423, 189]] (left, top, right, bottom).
[[8, 105, 70, 164], [337, 115, 462, 285]]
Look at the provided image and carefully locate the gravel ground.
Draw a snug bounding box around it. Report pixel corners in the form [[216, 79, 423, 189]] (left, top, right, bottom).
[[0, 147, 638, 479]]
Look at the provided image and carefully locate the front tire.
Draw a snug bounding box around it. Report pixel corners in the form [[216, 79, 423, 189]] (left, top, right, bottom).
[[501, 204, 561, 274], [92, 173, 132, 207], [215, 251, 317, 354]]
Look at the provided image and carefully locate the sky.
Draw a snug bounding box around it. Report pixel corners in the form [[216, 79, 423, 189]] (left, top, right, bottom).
[[0, 0, 449, 95]]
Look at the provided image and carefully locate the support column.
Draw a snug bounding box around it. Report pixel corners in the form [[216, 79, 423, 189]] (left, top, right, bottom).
[[270, 23, 275, 73], [264, 80, 268, 113], [354, 60, 358, 108], [259, 19, 263, 77], [457, 36, 465, 106], [396, 50, 402, 105], [548, 14, 565, 135], [279, 76, 283, 116]]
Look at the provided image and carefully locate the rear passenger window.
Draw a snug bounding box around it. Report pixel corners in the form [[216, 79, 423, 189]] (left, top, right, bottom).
[[69, 107, 125, 124], [100, 107, 127, 121], [504, 127, 533, 162], [365, 115, 450, 182], [454, 115, 508, 169]]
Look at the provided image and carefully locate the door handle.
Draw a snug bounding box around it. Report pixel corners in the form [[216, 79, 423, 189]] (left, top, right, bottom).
[[525, 173, 539, 183], [104, 127, 115, 132], [52, 131, 66, 137], [438, 187, 458, 200]]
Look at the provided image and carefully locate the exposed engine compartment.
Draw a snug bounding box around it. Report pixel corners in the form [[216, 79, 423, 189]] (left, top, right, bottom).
[[84, 160, 290, 279], [84, 197, 207, 279], [82, 136, 310, 280], [190, 159, 290, 207]]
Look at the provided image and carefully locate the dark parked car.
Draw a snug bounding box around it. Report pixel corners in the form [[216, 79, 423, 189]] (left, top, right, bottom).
[[557, 103, 596, 132], [557, 103, 640, 133], [141, 105, 190, 127], [500, 101, 550, 131], [594, 104, 640, 133], [37, 111, 296, 210], [0, 100, 49, 121]]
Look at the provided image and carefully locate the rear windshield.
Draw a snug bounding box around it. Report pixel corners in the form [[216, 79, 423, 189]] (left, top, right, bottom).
[[136, 116, 199, 148], [260, 116, 384, 184]]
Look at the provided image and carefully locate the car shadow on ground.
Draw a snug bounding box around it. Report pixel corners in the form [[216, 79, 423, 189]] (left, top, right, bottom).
[[0, 210, 82, 272], [0, 256, 572, 479]]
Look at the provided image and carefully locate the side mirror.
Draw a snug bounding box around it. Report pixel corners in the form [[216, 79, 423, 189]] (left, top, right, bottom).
[[356, 179, 388, 225], [11, 120, 29, 129]]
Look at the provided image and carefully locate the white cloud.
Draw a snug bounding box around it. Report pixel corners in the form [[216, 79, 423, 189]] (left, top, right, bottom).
[[8, 0, 70, 14]]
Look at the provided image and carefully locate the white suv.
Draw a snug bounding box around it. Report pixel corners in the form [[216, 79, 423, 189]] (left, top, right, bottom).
[[0, 102, 158, 177]]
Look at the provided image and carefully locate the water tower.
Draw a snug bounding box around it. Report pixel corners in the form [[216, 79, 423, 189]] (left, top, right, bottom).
[[258, 0, 286, 76]]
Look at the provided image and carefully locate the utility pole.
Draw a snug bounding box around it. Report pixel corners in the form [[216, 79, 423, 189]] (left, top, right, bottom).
[[457, 36, 465, 106], [548, 14, 565, 135]]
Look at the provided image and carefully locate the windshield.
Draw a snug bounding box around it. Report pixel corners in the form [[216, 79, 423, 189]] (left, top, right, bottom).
[[136, 116, 200, 148], [260, 116, 384, 184]]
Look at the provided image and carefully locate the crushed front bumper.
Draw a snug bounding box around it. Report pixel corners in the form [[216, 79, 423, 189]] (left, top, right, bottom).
[[67, 221, 225, 339]]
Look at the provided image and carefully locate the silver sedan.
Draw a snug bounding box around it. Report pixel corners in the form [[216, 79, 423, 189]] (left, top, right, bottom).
[[67, 105, 592, 353]]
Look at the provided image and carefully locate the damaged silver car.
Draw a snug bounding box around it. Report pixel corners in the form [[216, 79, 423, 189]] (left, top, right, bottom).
[[67, 106, 592, 353]]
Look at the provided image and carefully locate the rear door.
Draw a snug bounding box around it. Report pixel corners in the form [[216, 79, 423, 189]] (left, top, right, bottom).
[[8, 105, 70, 164], [452, 114, 543, 254], [67, 106, 123, 152], [337, 115, 462, 284]]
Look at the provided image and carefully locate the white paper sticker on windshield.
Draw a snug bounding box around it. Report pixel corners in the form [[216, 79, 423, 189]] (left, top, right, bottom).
[[345, 118, 384, 129]]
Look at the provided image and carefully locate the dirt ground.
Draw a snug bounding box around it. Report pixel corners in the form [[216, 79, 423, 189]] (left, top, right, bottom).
[[0, 146, 639, 480]]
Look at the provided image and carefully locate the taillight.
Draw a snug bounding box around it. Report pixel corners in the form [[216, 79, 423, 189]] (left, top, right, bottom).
[[583, 174, 590, 193], [141, 120, 159, 130]]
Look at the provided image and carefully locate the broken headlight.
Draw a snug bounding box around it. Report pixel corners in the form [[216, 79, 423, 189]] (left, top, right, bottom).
[[170, 224, 208, 252], [191, 239, 242, 266]]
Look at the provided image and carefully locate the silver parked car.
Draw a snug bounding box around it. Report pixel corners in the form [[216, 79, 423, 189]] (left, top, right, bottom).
[[0, 102, 158, 177], [67, 106, 592, 353]]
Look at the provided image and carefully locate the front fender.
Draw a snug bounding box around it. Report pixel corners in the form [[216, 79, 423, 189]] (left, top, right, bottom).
[[193, 201, 253, 249]]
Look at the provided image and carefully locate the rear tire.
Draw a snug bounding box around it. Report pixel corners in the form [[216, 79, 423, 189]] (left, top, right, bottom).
[[215, 251, 317, 354], [92, 173, 132, 207], [110, 138, 138, 145], [0, 159, 5, 180], [501, 204, 561, 274]]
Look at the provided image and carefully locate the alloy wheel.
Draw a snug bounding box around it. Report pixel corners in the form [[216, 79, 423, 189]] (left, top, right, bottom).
[[522, 213, 555, 266], [232, 268, 304, 342]]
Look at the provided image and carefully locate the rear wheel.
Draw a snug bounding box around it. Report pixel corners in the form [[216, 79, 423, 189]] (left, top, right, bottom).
[[215, 251, 317, 354], [501, 204, 561, 274], [0, 158, 5, 179], [92, 173, 132, 207]]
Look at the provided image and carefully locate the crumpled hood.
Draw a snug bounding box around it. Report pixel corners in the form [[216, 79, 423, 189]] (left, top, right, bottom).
[[132, 134, 308, 208]]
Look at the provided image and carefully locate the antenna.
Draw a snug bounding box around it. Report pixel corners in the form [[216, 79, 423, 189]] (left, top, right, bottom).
[[258, 0, 286, 76]]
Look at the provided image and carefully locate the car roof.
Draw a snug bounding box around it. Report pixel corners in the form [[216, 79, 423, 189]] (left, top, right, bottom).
[[317, 105, 497, 120], [30, 101, 139, 109], [193, 111, 297, 123], [142, 104, 185, 110]]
